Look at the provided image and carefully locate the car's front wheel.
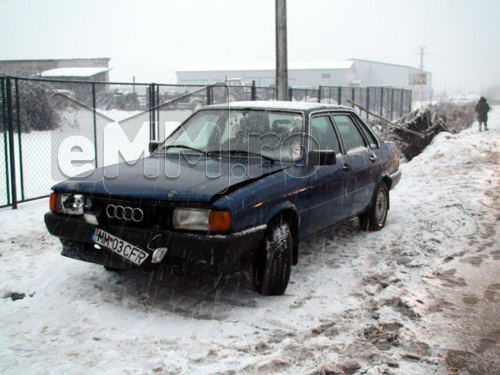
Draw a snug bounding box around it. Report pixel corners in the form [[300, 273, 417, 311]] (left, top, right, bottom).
[[252, 218, 292, 296], [359, 181, 389, 231]]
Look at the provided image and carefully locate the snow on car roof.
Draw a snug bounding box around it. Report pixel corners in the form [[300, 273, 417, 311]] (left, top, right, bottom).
[[40, 67, 112, 78], [206, 100, 353, 112]]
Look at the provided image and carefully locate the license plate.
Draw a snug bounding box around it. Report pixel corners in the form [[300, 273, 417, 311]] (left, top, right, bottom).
[[92, 228, 149, 266]]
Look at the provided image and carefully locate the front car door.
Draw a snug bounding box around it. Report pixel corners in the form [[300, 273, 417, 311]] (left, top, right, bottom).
[[306, 114, 351, 235]]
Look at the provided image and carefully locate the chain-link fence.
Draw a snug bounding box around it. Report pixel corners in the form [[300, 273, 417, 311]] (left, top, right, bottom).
[[0, 75, 412, 209], [318, 86, 412, 121]]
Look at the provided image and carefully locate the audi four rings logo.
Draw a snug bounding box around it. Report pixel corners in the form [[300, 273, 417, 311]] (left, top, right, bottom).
[[106, 204, 144, 222]]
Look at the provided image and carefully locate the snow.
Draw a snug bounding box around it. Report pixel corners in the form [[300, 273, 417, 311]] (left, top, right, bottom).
[[40, 67, 112, 78], [1, 106, 500, 374]]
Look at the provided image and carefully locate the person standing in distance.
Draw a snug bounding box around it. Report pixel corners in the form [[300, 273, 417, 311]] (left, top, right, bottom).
[[475, 97, 490, 131]]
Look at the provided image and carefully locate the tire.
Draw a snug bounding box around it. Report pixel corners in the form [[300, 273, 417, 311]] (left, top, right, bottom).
[[252, 218, 293, 296], [359, 181, 389, 231]]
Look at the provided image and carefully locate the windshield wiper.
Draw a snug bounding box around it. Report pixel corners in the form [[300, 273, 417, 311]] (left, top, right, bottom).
[[211, 149, 275, 163], [162, 144, 211, 156]]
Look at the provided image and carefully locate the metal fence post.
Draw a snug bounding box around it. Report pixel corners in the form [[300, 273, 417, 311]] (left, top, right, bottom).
[[338, 87, 342, 106], [1, 78, 11, 207], [408, 89, 412, 113], [206, 85, 212, 106], [288, 87, 293, 101], [92, 83, 98, 168], [366, 88, 370, 120], [251, 80, 257, 101], [380, 87, 384, 116], [156, 84, 160, 134], [318, 86, 322, 103], [149, 84, 156, 141], [400, 89, 404, 118], [390, 89, 395, 120], [148, 84, 152, 134], [6, 77, 17, 209], [14, 79, 25, 201]]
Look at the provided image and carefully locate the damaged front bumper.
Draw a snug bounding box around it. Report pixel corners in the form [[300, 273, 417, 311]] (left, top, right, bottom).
[[44, 212, 267, 274]]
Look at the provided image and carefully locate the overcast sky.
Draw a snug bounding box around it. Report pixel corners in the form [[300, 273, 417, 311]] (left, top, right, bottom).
[[1, 0, 499, 95]]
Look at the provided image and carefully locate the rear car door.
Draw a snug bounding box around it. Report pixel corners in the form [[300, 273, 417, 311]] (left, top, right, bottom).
[[306, 114, 351, 235], [332, 114, 380, 217]]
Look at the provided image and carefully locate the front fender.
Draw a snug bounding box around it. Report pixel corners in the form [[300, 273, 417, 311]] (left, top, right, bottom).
[[376, 169, 401, 191], [263, 201, 299, 226]]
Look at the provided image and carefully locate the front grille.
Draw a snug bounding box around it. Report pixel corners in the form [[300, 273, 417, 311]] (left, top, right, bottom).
[[87, 197, 175, 230]]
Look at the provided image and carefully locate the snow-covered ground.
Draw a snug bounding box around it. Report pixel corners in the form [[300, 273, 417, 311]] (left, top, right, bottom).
[[1, 107, 499, 374]]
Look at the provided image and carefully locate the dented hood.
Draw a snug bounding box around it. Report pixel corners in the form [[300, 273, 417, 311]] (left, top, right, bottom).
[[54, 154, 286, 203]]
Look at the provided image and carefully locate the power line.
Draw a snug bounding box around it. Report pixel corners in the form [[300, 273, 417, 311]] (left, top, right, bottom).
[[427, 52, 500, 58], [425, 52, 500, 63]]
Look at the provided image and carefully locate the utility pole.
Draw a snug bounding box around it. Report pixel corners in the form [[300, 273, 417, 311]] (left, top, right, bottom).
[[419, 45, 425, 107], [276, 0, 288, 101]]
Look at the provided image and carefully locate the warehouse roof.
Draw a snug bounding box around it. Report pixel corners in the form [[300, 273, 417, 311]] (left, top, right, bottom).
[[178, 60, 354, 72], [40, 67, 112, 78]]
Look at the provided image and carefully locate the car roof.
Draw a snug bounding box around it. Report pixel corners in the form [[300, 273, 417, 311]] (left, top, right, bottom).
[[205, 100, 354, 112]]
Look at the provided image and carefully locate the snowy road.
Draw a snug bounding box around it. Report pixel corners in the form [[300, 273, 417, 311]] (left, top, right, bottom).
[[1, 106, 499, 374]]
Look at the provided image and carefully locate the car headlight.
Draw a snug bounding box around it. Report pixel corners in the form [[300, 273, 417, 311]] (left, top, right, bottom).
[[173, 208, 231, 232], [50, 192, 86, 215]]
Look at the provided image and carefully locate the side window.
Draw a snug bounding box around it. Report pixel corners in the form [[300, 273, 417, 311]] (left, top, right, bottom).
[[353, 115, 379, 149], [310, 116, 341, 153], [333, 115, 367, 153]]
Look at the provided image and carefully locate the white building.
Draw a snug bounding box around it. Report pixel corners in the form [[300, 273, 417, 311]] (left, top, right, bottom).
[[176, 58, 432, 101]]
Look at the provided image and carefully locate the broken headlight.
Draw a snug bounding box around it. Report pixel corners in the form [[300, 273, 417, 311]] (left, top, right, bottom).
[[50, 193, 87, 215]]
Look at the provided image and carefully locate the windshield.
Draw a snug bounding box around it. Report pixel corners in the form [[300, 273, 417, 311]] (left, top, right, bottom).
[[157, 109, 305, 162]]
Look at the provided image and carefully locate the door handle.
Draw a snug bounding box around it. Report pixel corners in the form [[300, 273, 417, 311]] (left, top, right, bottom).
[[343, 164, 353, 172], [369, 154, 378, 162]]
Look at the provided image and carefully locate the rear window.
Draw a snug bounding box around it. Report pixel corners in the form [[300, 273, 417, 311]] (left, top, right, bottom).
[[332, 115, 367, 153]]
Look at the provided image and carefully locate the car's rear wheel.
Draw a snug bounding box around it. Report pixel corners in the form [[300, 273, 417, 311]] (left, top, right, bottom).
[[252, 218, 292, 296], [359, 181, 389, 231]]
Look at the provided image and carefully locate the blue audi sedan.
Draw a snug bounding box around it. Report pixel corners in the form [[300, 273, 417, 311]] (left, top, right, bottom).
[[45, 101, 401, 295]]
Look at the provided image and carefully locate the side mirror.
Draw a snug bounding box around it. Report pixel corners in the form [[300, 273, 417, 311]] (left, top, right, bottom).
[[308, 150, 336, 166], [149, 141, 160, 154]]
